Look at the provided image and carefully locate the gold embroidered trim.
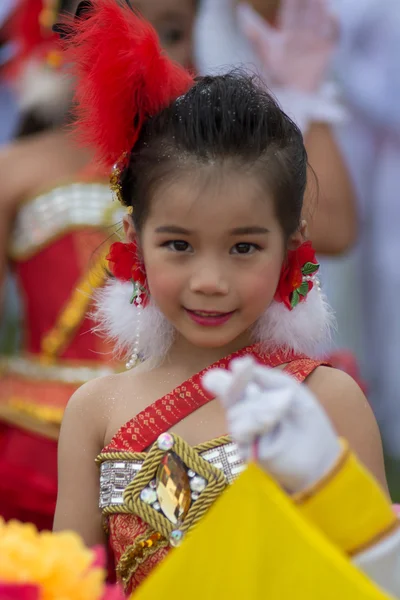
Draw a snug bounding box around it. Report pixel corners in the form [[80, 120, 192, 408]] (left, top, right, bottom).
[[116, 529, 168, 590], [40, 248, 109, 360], [7, 398, 64, 425], [0, 404, 60, 441]]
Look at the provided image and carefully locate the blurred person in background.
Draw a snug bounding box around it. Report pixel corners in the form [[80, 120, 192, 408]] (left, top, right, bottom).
[[194, 0, 362, 373], [0, 0, 200, 532], [0, 0, 122, 531], [0, 2, 22, 356], [331, 0, 400, 462]]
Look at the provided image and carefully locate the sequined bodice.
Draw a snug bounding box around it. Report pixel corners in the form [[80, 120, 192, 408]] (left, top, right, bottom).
[[9, 182, 116, 260], [7, 182, 123, 358]]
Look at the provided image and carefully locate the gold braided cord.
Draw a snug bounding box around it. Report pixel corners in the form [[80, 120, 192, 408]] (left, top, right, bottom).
[[123, 434, 228, 540], [40, 247, 109, 360], [96, 452, 140, 465], [101, 435, 232, 589], [102, 504, 132, 517], [97, 436, 232, 518], [95, 435, 232, 465]]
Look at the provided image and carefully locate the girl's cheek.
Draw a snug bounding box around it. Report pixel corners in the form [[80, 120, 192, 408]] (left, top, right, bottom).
[[147, 265, 182, 300], [241, 264, 281, 302]]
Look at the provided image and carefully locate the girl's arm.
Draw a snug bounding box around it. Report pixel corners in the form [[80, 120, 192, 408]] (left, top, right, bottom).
[[305, 123, 357, 255], [307, 366, 388, 492], [53, 378, 107, 547]]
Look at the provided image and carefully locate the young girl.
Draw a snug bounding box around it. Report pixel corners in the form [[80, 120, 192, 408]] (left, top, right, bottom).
[[53, 0, 387, 593]]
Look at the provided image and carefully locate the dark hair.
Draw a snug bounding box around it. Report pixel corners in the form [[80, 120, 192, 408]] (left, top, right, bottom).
[[120, 72, 307, 239]]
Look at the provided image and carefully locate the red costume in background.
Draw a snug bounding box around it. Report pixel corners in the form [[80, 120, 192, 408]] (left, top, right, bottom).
[[0, 0, 122, 530]]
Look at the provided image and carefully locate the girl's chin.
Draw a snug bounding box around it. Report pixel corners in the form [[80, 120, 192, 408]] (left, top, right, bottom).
[[176, 327, 250, 351]]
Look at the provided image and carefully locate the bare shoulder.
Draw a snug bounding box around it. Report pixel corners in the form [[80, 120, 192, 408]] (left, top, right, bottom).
[[62, 372, 124, 445], [306, 366, 388, 492], [0, 135, 52, 210], [64, 364, 167, 448], [306, 366, 376, 435]]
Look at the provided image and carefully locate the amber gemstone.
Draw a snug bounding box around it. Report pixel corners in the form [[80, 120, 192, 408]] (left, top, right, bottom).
[[156, 452, 191, 524]]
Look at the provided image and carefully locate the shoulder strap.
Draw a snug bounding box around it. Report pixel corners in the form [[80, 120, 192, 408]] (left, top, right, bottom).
[[103, 347, 324, 453], [283, 358, 329, 382]]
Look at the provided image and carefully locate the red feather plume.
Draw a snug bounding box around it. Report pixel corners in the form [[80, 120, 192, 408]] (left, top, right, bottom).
[[59, 0, 194, 168]]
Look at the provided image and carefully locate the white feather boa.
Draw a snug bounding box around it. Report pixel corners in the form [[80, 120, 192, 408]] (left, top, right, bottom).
[[92, 279, 334, 365]]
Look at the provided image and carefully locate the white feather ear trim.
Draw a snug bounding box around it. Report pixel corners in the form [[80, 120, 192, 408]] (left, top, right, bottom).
[[252, 287, 335, 358], [93, 279, 334, 366], [92, 279, 174, 364]]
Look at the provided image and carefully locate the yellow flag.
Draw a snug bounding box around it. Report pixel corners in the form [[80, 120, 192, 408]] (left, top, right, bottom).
[[133, 464, 393, 600]]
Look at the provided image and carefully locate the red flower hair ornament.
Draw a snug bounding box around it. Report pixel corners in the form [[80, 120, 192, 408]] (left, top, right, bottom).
[[274, 241, 320, 310], [106, 241, 149, 307]]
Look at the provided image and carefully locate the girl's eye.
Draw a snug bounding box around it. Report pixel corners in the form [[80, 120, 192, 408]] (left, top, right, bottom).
[[164, 240, 192, 252], [231, 243, 261, 255]]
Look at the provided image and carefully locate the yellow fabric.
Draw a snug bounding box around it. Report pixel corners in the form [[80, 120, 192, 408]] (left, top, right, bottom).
[[133, 463, 393, 600], [296, 443, 397, 555]]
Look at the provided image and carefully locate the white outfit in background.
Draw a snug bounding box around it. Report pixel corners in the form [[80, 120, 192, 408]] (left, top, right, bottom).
[[332, 0, 400, 455], [194, 0, 362, 360]]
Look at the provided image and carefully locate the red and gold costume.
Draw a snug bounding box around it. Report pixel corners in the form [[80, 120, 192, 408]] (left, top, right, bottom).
[[0, 175, 122, 529], [96, 345, 326, 594], [0, 0, 125, 531]]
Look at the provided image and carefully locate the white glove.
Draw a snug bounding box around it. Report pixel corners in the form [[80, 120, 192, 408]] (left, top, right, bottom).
[[239, 1, 345, 132], [202, 356, 341, 493], [239, 0, 338, 93]]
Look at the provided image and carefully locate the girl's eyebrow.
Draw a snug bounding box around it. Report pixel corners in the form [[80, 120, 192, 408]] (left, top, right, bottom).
[[154, 225, 270, 235], [155, 225, 192, 234], [229, 226, 270, 235]]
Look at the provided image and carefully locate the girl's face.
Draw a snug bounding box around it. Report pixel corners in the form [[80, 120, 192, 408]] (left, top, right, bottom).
[[131, 0, 197, 68], [128, 167, 299, 352]]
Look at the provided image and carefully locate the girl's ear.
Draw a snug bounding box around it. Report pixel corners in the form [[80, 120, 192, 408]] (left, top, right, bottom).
[[123, 214, 137, 243], [287, 219, 308, 251]]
